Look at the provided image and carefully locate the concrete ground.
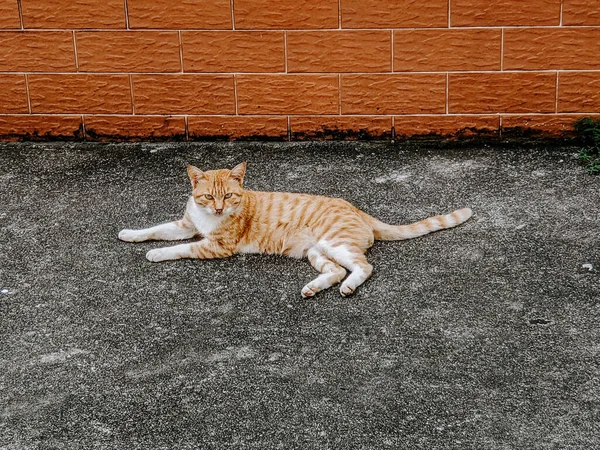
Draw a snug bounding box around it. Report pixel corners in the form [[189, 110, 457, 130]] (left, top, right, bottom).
[[0, 141, 599, 449]]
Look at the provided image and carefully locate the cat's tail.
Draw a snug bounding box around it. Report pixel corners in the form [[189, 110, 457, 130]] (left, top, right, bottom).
[[363, 208, 473, 241]]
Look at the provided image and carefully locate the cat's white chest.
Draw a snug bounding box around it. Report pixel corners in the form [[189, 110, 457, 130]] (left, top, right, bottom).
[[186, 198, 225, 236]]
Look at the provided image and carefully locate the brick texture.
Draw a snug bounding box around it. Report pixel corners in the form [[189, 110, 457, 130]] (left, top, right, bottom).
[[0, 32, 75, 72], [0, 0, 20, 28], [504, 28, 600, 70], [127, 0, 232, 29], [451, 0, 561, 26], [1, 0, 598, 141], [342, 75, 446, 115], [290, 116, 392, 140], [563, 0, 600, 25], [188, 116, 289, 140], [394, 116, 500, 137], [394, 29, 501, 72], [21, 0, 125, 29], [237, 75, 339, 115], [84, 115, 186, 140], [0, 116, 83, 140], [28, 75, 132, 114], [76, 32, 181, 73], [341, 0, 447, 28], [234, 0, 338, 29], [287, 31, 391, 73], [182, 32, 285, 73], [132, 75, 235, 115], [558, 72, 600, 113], [448, 73, 556, 114], [501, 115, 600, 137], [0, 75, 28, 114]]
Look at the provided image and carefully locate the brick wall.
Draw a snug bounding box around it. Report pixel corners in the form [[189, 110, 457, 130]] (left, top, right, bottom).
[[1, 0, 599, 141]]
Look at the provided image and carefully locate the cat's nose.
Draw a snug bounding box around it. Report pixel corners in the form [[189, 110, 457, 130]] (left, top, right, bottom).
[[215, 208, 223, 215]]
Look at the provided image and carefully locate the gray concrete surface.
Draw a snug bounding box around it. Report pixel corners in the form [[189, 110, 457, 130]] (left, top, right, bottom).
[[0, 141, 599, 449]]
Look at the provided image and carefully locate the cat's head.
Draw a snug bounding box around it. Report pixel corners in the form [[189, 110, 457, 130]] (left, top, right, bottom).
[[186, 162, 246, 216]]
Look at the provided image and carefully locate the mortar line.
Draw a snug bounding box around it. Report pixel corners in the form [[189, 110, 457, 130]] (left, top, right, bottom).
[[73, 31, 80, 71], [284, 31, 288, 73], [233, 74, 239, 115], [178, 31, 184, 73], [390, 30, 394, 72], [560, 0, 563, 26], [184, 115, 189, 141], [338, 74, 342, 114], [448, 0, 451, 28], [24, 74, 31, 114], [555, 71, 559, 113], [81, 114, 87, 140], [500, 28, 504, 71], [17, 0, 23, 29], [287, 116, 291, 141], [338, 0, 342, 29], [124, 0, 130, 29], [129, 74, 135, 115], [231, 0, 236, 30], [445, 73, 449, 114]]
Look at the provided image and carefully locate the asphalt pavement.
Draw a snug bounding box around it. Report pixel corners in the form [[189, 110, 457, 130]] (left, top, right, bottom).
[[1, 140, 599, 449]]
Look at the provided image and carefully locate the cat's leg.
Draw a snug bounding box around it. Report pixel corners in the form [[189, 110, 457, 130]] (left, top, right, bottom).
[[319, 241, 373, 297], [146, 239, 231, 262], [119, 217, 197, 242], [301, 247, 347, 298]]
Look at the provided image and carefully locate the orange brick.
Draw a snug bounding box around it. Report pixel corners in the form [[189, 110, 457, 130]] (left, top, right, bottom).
[[28, 75, 132, 114], [0, 75, 28, 114], [341, 0, 447, 28], [84, 115, 186, 141], [132, 75, 235, 114], [563, 0, 600, 25], [182, 31, 284, 73], [341, 74, 445, 115], [290, 116, 392, 140], [188, 116, 288, 140], [448, 73, 556, 114], [287, 31, 391, 73], [128, 0, 231, 29], [501, 115, 599, 137], [0, 0, 20, 28], [394, 29, 501, 72], [504, 28, 600, 70], [21, 0, 125, 29], [0, 32, 75, 72], [76, 32, 181, 73], [234, 0, 338, 29], [558, 72, 600, 113], [394, 115, 500, 138], [451, 0, 560, 26], [237, 75, 338, 115], [0, 115, 83, 141]]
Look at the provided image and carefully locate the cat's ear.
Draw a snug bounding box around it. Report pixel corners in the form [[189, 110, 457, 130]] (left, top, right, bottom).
[[230, 162, 247, 185], [186, 164, 205, 189]]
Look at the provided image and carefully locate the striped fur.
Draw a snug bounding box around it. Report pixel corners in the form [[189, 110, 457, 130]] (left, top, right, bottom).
[[119, 162, 473, 297]]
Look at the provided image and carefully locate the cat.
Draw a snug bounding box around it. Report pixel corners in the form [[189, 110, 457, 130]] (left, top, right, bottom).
[[119, 162, 472, 297]]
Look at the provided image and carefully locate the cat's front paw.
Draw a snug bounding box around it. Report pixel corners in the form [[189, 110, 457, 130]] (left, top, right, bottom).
[[146, 248, 171, 262], [118, 229, 144, 242]]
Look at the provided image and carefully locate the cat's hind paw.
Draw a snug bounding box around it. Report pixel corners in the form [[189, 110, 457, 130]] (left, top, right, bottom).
[[339, 284, 355, 297], [301, 285, 319, 298], [146, 248, 171, 262]]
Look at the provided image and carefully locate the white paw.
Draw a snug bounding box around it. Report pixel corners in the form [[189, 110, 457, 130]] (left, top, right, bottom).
[[340, 283, 355, 297], [146, 248, 170, 262], [118, 229, 144, 242], [301, 285, 318, 298]]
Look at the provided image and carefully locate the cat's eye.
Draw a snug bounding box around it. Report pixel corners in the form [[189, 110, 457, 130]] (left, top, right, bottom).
[[224, 193, 232, 199], [204, 194, 214, 200]]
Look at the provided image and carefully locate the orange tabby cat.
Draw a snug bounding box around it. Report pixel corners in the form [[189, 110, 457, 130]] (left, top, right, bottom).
[[119, 162, 472, 297]]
